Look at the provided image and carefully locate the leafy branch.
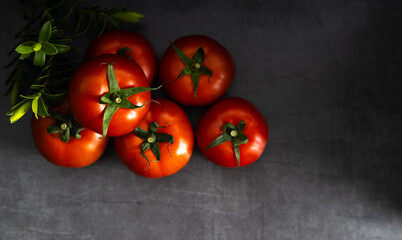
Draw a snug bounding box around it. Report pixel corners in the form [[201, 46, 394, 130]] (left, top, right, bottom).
[[5, 0, 143, 123]]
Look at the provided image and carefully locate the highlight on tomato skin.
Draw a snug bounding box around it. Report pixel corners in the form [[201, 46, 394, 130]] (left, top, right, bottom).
[[159, 35, 235, 106], [31, 101, 110, 168], [84, 30, 158, 85], [114, 98, 194, 178], [195, 97, 268, 168]]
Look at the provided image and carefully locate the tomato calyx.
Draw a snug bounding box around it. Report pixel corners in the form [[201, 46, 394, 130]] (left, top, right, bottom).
[[134, 121, 174, 168], [47, 111, 85, 143], [204, 120, 248, 167], [117, 47, 134, 60], [98, 62, 160, 138], [170, 42, 213, 98]]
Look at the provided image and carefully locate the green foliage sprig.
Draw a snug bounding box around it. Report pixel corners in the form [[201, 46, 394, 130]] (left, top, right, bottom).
[[5, 0, 143, 123]]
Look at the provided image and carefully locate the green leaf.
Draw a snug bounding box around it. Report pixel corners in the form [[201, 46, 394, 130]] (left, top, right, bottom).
[[119, 85, 161, 98], [32, 97, 39, 119], [38, 21, 52, 43], [20, 53, 32, 60], [232, 138, 241, 167], [203, 120, 248, 167], [149, 122, 158, 133], [204, 134, 231, 150], [42, 92, 67, 105], [47, 125, 61, 134], [99, 93, 114, 104], [37, 96, 49, 117], [41, 42, 58, 55], [192, 47, 205, 63], [21, 93, 41, 99], [170, 42, 192, 67], [118, 97, 143, 109], [75, 128, 84, 139], [52, 44, 70, 54], [6, 99, 32, 123], [198, 66, 213, 82], [134, 127, 149, 139], [157, 132, 174, 156], [236, 120, 246, 132], [33, 51, 46, 66], [156, 133, 174, 143], [173, 70, 185, 82], [107, 62, 120, 92], [191, 72, 199, 98], [110, 11, 143, 23], [140, 142, 151, 164], [238, 133, 248, 142], [15, 41, 36, 54], [150, 143, 161, 161], [61, 127, 70, 143], [9, 80, 19, 107], [101, 104, 119, 138]]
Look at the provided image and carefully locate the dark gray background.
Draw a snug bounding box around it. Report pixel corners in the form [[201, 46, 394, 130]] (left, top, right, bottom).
[[1, 0, 402, 239]]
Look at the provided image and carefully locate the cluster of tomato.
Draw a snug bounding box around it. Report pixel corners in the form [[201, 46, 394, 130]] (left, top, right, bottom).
[[31, 30, 269, 178]]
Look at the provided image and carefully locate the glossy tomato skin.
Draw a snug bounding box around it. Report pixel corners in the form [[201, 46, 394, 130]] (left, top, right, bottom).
[[68, 54, 151, 137], [159, 35, 235, 106], [114, 98, 194, 178], [196, 97, 268, 167], [85, 30, 158, 84], [31, 105, 109, 168]]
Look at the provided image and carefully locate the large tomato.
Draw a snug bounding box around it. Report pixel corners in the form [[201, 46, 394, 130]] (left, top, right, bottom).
[[85, 30, 158, 84], [31, 101, 109, 168], [114, 98, 194, 178], [68, 54, 151, 137], [196, 97, 268, 167], [159, 35, 235, 106]]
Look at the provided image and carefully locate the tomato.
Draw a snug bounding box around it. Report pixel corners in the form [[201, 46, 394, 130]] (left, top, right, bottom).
[[114, 98, 194, 178], [85, 30, 158, 84], [31, 101, 109, 168], [68, 54, 152, 137], [196, 97, 268, 167], [159, 35, 235, 106]]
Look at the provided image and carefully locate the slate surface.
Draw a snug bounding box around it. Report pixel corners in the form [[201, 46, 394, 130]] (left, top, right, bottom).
[[1, 0, 402, 239]]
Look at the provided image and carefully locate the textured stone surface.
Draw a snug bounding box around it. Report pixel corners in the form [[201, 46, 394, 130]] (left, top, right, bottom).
[[1, 0, 402, 239]]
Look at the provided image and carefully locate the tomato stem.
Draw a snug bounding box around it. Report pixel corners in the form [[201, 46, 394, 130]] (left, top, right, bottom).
[[98, 63, 160, 138], [147, 134, 156, 143], [203, 120, 248, 167], [47, 111, 84, 143], [60, 123, 67, 130], [134, 121, 174, 168], [170, 42, 212, 99]]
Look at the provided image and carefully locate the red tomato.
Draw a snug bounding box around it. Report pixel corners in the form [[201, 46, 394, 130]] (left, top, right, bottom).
[[196, 97, 268, 167], [68, 54, 151, 137], [159, 35, 235, 106], [31, 102, 109, 168], [85, 30, 158, 84], [114, 98, 194, 178]]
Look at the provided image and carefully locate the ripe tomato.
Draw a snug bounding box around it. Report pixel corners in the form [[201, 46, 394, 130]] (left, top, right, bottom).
[[196, 97, 268, 167], [85, 30, 158, 84], [159, 35, 235, 106], [31, 101, 109, 168], [114, 98, 194, 178], [68, 54, 151, 137]]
